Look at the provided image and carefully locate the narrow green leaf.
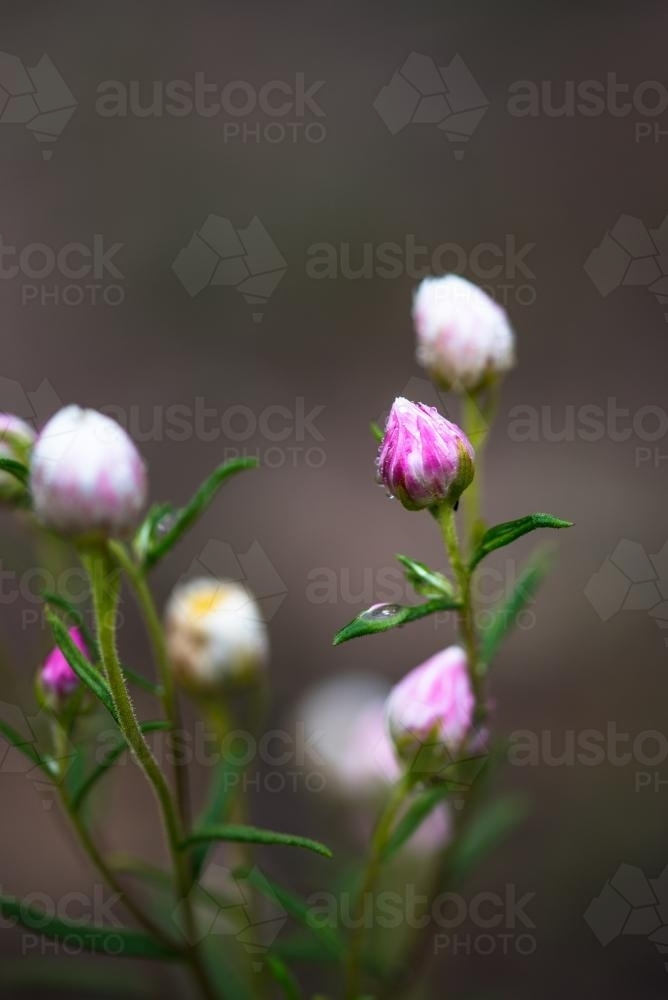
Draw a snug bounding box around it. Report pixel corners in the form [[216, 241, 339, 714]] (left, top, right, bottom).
[[0, 893, 180, 960], [132, 502, 176, 563], [382, 786, 450, 863], [481, 552, 551, 666], [121, 665, 162, 697], [395, 554, 454, 598], [237, 867, 343, 960], [0, 456, 29, 485], [143, 458, 258, 569], [265, 956, 302, 999], [450, 795, 528, 884], [191, 753, 248, 880], [45, 612, 119, 724], [469, 513, 573, 571], [182, 824, 333, 860], [333, 596, 460, 646], [41, 591, 96, 653], [42, 594, 159, 696], [0, 719, 49, 773], [71, 721, 171, 812]]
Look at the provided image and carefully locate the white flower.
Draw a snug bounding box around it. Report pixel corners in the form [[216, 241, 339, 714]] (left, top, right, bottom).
[[413, 275, 515, 391], [30, 406, 147, 538], [165, 578, 269, 693]]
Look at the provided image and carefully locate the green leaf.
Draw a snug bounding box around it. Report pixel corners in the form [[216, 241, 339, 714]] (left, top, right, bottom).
[[382, 786, 450, 863], [450, 795, 528, 884], [121, 665, 162, 697], [0, 456, 29, 486], [71, 721, 171, 813], [132, 502, 176, 563], [42, 595, 159, 697], [45, 612, 119, 724], [0, 893, 180, 960], [237, 868, 343, 960], [41, 591, 97, 659], [265, 956, 302, 999], [142, 458, 258, 569], [395, 554, 454, 598], [469, 513, 572, 571], [370, 421, 384, 443], [481, 551, 551, 666], [0, 718, 50, 774], [333, 596, 460, 646], [191, 753, 248, 880], [182, 825, 333, 860]]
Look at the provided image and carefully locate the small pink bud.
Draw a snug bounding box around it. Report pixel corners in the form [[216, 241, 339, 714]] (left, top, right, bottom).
[[40, 626, 87, 703], [386, 646, 475, 763], [0, 413, 35, 501], [413, 275, 515, 391], [377, 397, 474, 511], [30, 406, 148, 539]]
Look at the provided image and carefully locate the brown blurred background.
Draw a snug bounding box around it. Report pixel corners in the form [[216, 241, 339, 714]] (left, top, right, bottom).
[[0, 1, 666, 997]]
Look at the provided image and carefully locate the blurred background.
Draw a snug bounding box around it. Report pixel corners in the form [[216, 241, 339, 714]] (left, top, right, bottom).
[[0, 1, 666, 997]]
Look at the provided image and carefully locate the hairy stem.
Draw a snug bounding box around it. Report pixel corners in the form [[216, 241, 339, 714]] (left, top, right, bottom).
[[82, 545, 217, 1000], [345, 773, 413, 1000], [439, 504, 481, 698], [109, 542, 193, 865]]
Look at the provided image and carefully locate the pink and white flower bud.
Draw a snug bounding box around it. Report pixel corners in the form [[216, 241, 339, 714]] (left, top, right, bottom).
[[297, 676, 401, 798], [30, 406, 147, 539], [0, 414, 35, 501], [386, 646, 474, 763], [40, 626, 86, 704], [413, 275, 515, 391], [165, 578, 269, 694], [377, 397, 474, 511]]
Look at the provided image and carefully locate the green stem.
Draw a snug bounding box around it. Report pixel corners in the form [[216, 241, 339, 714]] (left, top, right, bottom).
[[82, 545, 217, 1000], [460, 384, 498, 552], [109, 542, 193, 855], [438, 505, 480, 699], [345, 774, 413, 1000]]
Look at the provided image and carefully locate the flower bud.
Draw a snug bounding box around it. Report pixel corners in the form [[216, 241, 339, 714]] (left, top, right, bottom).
[[40, 626, 86, 706], [377, 397, 474, 511], [30, 406, 147, 539], [386, 646, 474, 765], [413, 274, 515, 391], [297, 676, 400, 798], [165, 578, 269, 695]]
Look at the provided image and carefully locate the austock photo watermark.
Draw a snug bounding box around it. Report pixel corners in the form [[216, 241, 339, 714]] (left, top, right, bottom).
[[585, 863, 668, 973], [95, 72, 326, 144], [374, 51, 668, 158], [0, 882, 125, 956], [0, 234, 125, 307], [0, 375, 327, 468], [507, 725, 668, 793]]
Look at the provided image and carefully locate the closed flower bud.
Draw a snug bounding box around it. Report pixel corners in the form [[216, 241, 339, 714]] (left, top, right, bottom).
[[0, 414, 35, 501], [377, 397, 474, 511], [297, 676, 401, 798], [413, 275, 515, 391], [40, 627, 86, 705], [386, 646, 474, 765], [165, 578, 269, 694], [30, 406, 147, 539]]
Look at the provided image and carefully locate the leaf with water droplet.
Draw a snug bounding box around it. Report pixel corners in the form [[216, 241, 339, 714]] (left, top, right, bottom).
[[333, 596, 461, 646]]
